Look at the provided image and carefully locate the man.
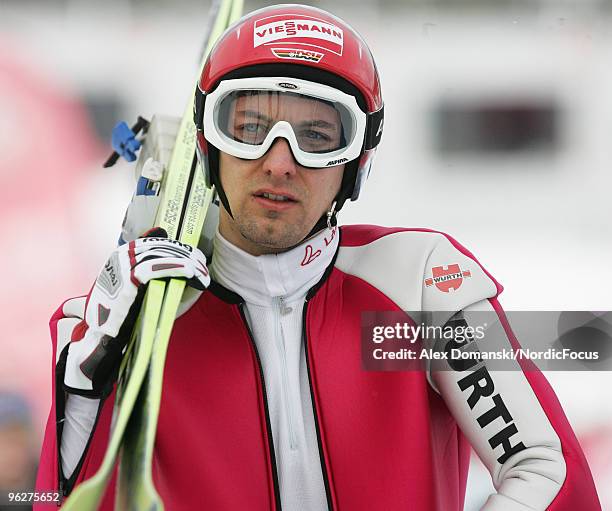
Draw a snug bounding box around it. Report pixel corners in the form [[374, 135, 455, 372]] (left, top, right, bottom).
[[36, 4, 600, 510]]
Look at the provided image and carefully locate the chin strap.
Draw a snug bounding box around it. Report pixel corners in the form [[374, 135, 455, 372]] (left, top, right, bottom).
[[207, 144, 234, 219], [301, 155, 357, 239], [326, 201, 338, 230]]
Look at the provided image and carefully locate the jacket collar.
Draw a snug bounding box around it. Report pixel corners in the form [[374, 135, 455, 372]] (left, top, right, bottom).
[[210, 227, 339, 306]]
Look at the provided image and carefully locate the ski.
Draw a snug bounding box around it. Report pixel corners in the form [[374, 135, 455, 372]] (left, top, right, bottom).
[[116, 3, 244, 509], [60, 284, 164, 510], [60, 0, 241, 509]]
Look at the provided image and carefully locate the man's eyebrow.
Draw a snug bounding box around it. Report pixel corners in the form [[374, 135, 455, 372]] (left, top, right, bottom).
[[234, 111, 338, 131], [235, 110, 273, 123], [296, 120, 339, 131]]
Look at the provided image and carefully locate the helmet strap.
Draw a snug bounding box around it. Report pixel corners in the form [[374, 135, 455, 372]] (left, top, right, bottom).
[[326, 201, 338, 230], [302, 157, 358, 239], [208, 144, 234, 219]]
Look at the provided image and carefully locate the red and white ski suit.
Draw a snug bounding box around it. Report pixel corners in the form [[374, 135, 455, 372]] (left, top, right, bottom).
[[35, 225, 601, 510]]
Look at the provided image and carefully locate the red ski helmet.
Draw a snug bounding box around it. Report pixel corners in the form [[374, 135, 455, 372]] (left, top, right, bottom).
[[194, 4, 384, 231]]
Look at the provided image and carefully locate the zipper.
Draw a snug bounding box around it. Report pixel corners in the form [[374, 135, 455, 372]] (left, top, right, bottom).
[[273, 296, 298, 450], [302, 299, 333, 511], [55, 345, 69, 504], [238, 304, 283, 511], [58, 481, 64, 507]]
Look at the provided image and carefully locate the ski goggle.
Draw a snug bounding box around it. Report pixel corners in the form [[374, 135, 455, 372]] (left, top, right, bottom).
[[202, 77, 368, 169]]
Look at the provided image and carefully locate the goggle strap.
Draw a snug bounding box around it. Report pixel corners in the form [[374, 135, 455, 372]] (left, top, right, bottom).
[[365, 105, 384, 150]]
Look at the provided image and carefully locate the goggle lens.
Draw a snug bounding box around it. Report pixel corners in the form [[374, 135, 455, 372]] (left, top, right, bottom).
[[216, 90, 354, 155]]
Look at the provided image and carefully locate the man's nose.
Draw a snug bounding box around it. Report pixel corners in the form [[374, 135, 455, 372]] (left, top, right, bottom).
[[261, 138, 298, 177]]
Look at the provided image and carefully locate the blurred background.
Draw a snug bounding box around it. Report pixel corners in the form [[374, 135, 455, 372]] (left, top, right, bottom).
[[0, 0, 611, 508]]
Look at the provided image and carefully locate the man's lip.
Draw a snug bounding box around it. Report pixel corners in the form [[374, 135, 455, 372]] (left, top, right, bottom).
[[253, 195, 299, 212], [252, 189, 299, 202]]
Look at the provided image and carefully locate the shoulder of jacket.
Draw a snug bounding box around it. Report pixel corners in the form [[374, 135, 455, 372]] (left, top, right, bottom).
[[339, 224, 445, 248], [336, 225, 451, 275], [335, 225, 501, 312]]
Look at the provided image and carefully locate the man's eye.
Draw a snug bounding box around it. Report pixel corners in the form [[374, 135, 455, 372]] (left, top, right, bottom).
[[301, 130, 331, 142], [243, 123, 265, 133], [232, 122, 270, 144]]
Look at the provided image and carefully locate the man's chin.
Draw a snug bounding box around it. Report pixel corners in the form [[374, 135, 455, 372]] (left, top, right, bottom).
[[238, 218, 308, 252]]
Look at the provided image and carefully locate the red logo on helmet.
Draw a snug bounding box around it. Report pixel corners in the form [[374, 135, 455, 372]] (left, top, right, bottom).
[[271, 48, 324, 63], [424, 264, 472, 293], [254, 15, 344, 56]]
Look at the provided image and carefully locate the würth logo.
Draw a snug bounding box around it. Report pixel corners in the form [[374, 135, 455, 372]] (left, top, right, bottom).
[[424, 264, 471, 293], [254, 15, 344, 56]]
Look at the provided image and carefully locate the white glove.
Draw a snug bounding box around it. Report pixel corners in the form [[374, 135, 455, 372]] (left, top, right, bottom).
[[63, 228, 210, 397]]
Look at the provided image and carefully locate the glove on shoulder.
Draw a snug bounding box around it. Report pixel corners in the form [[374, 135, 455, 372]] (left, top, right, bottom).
[[63, 228, 209, 397]]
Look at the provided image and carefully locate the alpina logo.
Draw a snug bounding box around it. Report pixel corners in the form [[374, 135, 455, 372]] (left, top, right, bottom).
[[277, 82, 299, 89], [326, 158, 348, 166], [424, 264, 471, 293], [254, 15, 344, 56]]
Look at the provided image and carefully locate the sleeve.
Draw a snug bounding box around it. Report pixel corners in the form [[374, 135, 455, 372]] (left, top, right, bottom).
[[61, 395, 100, 478], [421, 236, 600, 510], [34, 298, 117, 510]]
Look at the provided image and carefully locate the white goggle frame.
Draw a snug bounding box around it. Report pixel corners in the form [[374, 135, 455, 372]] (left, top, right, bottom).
[[202, 76, 367, 169]]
